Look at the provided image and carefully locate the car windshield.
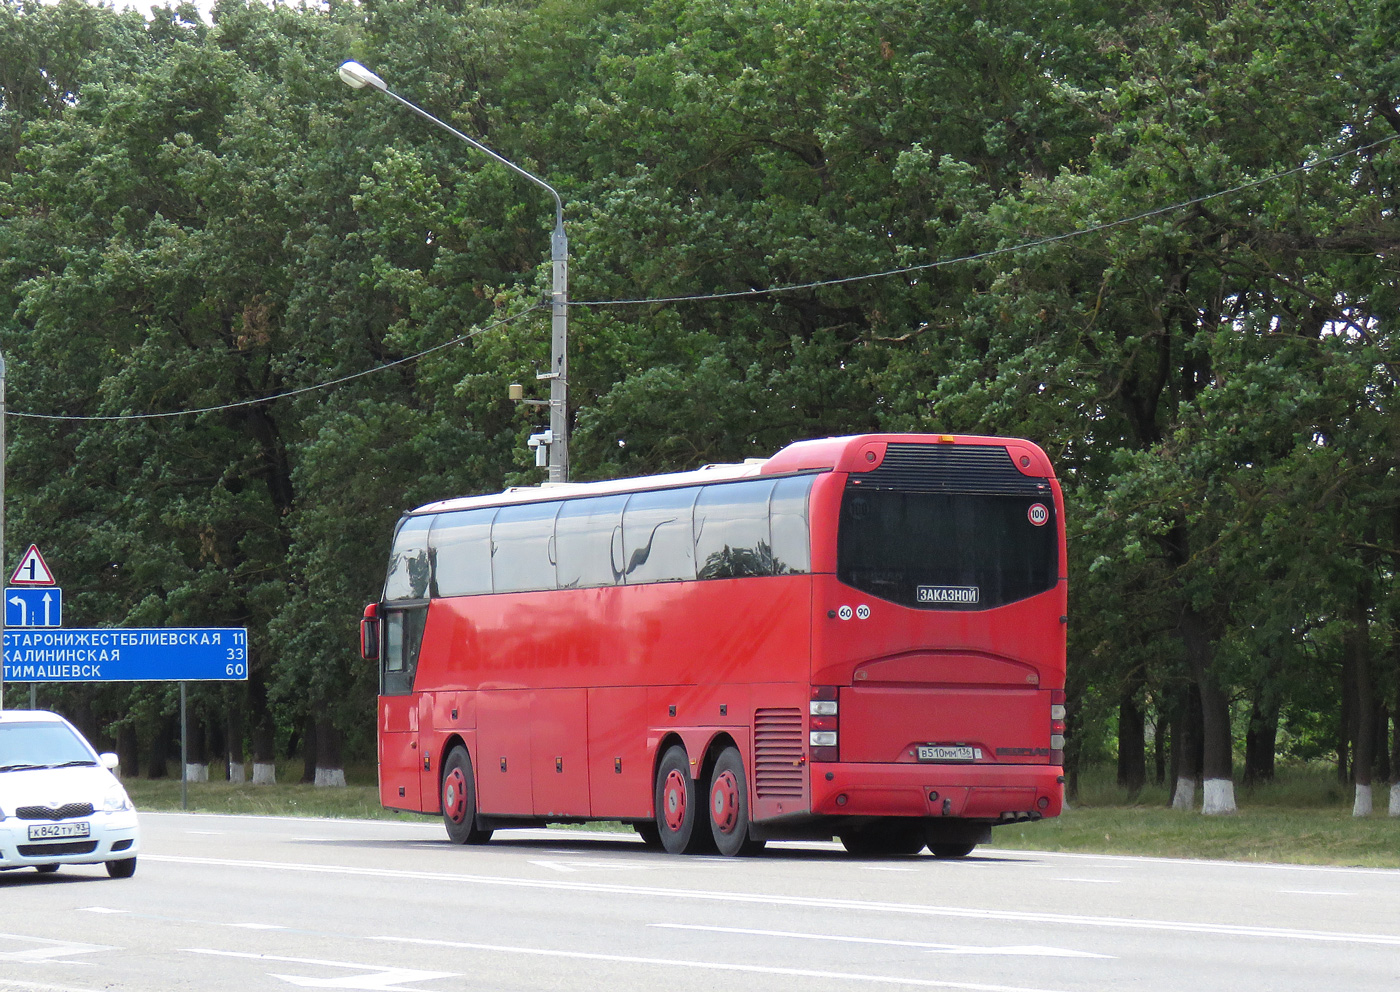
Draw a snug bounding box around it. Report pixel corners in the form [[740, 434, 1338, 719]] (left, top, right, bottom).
[[0, 722, 96, 770]]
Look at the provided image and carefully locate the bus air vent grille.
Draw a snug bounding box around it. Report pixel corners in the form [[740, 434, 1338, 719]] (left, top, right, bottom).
[[850, 444, 1048, 496], [754, 708, 805, 798]]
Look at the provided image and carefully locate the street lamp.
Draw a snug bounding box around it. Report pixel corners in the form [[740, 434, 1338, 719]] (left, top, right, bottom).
[[338, 60, 569, 482]]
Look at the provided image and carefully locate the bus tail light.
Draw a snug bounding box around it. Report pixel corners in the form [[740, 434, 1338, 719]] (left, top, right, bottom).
[[360, 603, 380, 662], [1049, 689, 1066, 765], [809, 686, 839, 762]]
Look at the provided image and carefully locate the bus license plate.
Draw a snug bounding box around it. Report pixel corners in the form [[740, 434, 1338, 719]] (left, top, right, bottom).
[[918, 744, 977, 762], [27, 822, 91, 841]]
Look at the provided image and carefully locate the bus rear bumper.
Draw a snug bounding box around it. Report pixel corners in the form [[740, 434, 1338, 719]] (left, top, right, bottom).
[[808, 762, 1064, 820]]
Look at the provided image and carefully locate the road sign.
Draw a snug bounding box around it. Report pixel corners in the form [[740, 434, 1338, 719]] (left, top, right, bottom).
[[5, 587, 62, 627], [9, 545, 55, 585], [1, 628, 249, 683]]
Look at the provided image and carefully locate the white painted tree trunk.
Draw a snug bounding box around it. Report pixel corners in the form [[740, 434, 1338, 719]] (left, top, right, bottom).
[[227, 761, 246, 784], [251, 762, 276, 785], [1352, 783, 1373, 817], [1171, 776, 1197, 810], [1202, 777, 1236, 814], [1390, 784, 1400, 817], [314, 768, 347, 788], [184, 762, 209, 783]]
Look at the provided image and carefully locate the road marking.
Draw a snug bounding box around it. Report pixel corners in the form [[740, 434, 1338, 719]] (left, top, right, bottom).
[[227, 923, 290, 930], [77, 908, 127, 915], [366, 934, 1071, 992], [146, 853, 1400, 947], [186, 949, 456, 990], [0, 981, 109, 992], [0, 934, 116, 963], [650, 923, 1112, 959], [858, 865, 919, 872], [1054, 878, 1121, 884], [528, 859, 656, 873], [1277, 890, 1356, 897]]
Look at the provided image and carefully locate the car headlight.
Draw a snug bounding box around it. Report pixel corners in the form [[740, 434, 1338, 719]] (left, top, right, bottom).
[[103, 787, 133, 813]]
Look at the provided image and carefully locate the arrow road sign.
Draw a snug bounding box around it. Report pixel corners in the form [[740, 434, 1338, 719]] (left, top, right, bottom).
[[5, 587, 61, 627]]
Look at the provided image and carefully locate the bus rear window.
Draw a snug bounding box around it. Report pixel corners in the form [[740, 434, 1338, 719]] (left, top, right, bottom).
[[837, 489, 1057, 610]]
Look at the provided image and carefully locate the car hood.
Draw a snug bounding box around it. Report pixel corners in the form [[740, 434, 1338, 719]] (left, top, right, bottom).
[[0, 764, 123, 808]]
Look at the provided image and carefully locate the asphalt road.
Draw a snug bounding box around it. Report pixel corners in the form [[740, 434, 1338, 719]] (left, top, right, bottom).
[[2, 811, 1398, 992]]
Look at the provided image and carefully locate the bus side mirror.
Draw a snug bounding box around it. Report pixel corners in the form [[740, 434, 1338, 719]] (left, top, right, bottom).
[[360, 603, 380, 662]]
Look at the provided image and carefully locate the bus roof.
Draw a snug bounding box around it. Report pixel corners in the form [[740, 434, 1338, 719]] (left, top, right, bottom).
[[406, 433, 1051, 516]]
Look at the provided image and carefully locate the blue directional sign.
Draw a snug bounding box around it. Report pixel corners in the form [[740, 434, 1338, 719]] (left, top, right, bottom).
[[5, 587, 62, 628], [2, 628, 249, 683]]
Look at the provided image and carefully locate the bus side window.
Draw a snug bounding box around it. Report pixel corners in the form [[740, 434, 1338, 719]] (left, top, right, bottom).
[[769, 475, 814, 574], [384, 515, 433, 601], [381, 608, 426, 696], [492, 501, 561, 593], [556, 494, 627, 590], [695, 480, 776, 579], [621, 487, 698, 584], [430, 508, 495, 597]]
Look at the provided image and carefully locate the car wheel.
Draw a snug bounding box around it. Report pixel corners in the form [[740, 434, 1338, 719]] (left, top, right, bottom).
[[35, 864, 60, 874], [106, 857, 137, 879]]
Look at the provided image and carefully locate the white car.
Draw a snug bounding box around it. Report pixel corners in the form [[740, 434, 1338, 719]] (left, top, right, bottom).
[[0, 710, 140, 878]]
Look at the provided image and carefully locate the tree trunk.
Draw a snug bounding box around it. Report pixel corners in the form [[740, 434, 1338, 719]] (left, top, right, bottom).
[[250, 675, 277, 785], [148, 715, 175, 780], [1153, 707, 1168, 786], [1117, 687, 1146, 796], [1243, 687, 1280, 787], [185, 711, 209, 784], [314, 716, 346, 788], [226, 702, 246, 784], [300, 712, 318, 784], [1347, 597, 1374, 816], [1181, 605, 1235, 814], [116, 722, 140, 779], [1169, 686, 1202, 810]]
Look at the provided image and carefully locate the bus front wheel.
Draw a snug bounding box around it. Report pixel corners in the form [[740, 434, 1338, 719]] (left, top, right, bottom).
[[441, 745, 493, 845], [654, 746, 712, 854], [707, 747, 765, 857]]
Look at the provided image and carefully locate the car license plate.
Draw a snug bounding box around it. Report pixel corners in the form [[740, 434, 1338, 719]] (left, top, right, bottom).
[[27, 822, 91, 841], [918, 744, 979, 762]]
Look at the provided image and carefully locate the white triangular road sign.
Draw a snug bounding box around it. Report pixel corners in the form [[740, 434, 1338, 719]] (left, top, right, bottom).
[[9, 544, 55, 585]]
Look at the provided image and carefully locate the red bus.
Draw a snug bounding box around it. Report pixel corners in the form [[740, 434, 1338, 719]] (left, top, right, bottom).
[[360, 433, 1066, 857]]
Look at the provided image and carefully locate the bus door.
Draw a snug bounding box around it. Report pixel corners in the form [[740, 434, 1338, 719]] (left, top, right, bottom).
[[379, 607, 426, 811]]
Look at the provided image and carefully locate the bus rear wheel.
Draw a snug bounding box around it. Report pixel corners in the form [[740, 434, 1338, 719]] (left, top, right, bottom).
[[441, 745, 493, 845], [707, 747, 765, 857], [654, 746, 712, 854]]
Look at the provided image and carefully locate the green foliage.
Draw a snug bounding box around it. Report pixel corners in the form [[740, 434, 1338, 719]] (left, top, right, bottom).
[[1, 0, 1397, 792]]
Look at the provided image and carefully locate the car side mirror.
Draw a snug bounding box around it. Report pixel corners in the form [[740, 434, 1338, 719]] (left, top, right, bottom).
[[99, 752, 120, 771]]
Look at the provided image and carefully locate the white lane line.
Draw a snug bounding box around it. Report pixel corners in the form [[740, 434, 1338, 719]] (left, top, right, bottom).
[[365, 934, 1071, 992], [1277, 890, 1356, 897], [1054, 878, 1121, 884], [528, 859, 657, 874], [981, 848, 1400, 878], [0, 981, 108, 992], [227, 923, 290, 930], [76, 908, 126, 915], [0, 934, 116, 963], [186, 949, 456, 989], [145, 853, 1400, 948], [651, 923, 1112, 959]]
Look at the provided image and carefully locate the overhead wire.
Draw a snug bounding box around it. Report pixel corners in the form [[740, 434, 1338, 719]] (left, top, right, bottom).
[[8, 131, 1396, 424]]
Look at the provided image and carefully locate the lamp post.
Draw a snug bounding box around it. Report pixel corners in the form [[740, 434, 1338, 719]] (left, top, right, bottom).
[[337, 61, 569, 482]]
